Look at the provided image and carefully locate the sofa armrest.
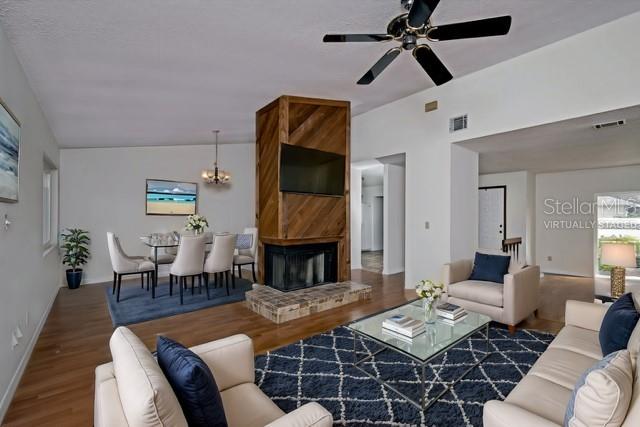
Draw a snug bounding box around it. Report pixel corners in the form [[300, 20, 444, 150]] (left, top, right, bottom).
[[503, 265, 540, 326], [565, 300, 609, 332], [483, 401, 561, 427], [265, 403, 333, 427], [94, 362, 129, 427], [190, 334, 255, 391], [442, 259, 473, 288]]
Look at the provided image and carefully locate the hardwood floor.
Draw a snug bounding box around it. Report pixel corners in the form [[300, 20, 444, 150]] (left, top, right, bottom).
[[2, 271, 595, 426], [2, 270, 413, 427]]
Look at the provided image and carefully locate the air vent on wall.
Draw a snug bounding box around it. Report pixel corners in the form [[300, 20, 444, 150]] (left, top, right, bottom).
[[593, 120, 625, 129], [449, 114, 468, 132]]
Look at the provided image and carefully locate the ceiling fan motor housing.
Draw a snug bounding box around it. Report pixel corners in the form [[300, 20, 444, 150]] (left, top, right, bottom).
[[402, 34, 417, 50]]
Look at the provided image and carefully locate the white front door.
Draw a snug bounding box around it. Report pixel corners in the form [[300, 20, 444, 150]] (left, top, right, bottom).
[[479, 187, 505, 250]]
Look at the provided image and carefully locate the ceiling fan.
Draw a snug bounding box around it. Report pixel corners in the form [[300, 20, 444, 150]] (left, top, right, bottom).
[[323, 0, 512, 86]]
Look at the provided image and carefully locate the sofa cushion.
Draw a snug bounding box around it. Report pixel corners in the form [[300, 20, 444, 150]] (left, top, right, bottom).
[[549, 325, 603, 360], [564, 350, 633, 427], [220, 383, 284, 427], [469, 252, 511, 284], [505, 374, 573, 425], [529, 347, 599, 390], [109, 327, 188, 427], [447, 280, 503, 307], [599, 293, 640, 356], [157, 336, 228, 427]]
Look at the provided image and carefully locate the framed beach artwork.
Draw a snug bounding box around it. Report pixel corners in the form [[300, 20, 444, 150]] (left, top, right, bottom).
[[0, 97, 21, 203], [145, 179, 198, 216]]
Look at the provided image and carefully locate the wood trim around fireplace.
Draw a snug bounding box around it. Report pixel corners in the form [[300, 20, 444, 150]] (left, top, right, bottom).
[[255, 95, 351, 284]]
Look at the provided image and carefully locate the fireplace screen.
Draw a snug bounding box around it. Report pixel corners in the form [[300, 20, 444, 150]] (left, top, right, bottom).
[[264, 242, 338, 292]]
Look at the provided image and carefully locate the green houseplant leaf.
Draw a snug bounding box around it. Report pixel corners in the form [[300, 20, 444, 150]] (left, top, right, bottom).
[[61, 228, 91, 271]]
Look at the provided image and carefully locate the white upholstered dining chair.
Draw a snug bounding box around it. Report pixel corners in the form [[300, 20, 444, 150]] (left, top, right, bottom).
[[204, 233, 237, 297], [106, 232, 155, 302], [169, 235, 207, 305], [233, 227, 257, 282]]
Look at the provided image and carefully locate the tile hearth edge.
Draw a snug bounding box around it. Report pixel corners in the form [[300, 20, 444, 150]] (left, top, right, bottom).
[[245, 282, 372, 324]]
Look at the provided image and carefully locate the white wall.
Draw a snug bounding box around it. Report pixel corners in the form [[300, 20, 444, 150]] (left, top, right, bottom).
[[536, 165, 640, 277], [451, 145, 479, 261], [352, 12, 640, 287], [362, 184, 383, 251], [479, 171, 534, 264], [383, 164, 405, 275], [60, 144, 255, 284], [0, 24, 60, 422]]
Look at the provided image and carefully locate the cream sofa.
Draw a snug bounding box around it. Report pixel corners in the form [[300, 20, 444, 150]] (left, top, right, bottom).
[[443, 258, 540, 331], [95, 327, 333, 427], [484, 300, 640, 427]]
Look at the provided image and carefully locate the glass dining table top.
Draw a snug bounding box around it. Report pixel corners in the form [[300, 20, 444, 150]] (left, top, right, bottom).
[[348, 300, 491, 362], [140, 234, 214, 248]]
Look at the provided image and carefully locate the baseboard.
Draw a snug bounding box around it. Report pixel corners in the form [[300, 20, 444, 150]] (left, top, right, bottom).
[[0, 286, 59, 424], [382, 267, 405, 275]]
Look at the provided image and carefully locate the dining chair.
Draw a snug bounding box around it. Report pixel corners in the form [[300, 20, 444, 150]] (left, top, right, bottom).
[[204, 233, 237, 297], [169, 235, 207, 305], [107, 232, 155, 302], [233, 227, 258, 282]]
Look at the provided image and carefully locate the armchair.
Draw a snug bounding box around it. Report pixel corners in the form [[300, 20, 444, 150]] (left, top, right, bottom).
[[442, 258, 540, 333]]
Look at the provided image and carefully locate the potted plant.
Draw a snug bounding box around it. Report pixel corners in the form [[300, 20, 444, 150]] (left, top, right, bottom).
[[61, 228, 90, 289]]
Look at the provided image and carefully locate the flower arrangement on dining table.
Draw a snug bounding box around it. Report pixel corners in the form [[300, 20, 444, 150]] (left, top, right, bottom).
[[416, 279, 444, 323], [185, 214, 209, 234]]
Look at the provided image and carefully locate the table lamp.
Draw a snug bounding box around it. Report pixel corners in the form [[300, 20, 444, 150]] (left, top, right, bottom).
[[601, 243, 637, 298]]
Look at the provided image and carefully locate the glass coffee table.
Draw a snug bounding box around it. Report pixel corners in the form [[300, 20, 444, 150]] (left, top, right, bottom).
[[347, 300, 491, 411]]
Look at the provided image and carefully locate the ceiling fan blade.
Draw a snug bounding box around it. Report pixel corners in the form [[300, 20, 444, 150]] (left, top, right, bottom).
[[413, 45, 452, 86], [427, 16, 512, 41], [323, 34, 394, 43], [357, 48, 402, 85], [407, 0, 441, 29]]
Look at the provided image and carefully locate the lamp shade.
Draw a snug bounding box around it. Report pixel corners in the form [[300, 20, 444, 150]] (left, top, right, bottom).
[[601, 243, 637, 268]]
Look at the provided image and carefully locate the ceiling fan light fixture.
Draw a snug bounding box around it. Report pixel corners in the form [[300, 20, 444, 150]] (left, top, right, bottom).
[[323, 0, 511, 86]]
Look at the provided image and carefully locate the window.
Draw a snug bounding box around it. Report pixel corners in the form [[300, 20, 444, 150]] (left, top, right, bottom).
[[595, 192, 640, 280], [43, 157, 58, 253]]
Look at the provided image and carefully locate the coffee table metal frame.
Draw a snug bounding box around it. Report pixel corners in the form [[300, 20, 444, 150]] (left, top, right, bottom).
[[349, 309, 491, 411]]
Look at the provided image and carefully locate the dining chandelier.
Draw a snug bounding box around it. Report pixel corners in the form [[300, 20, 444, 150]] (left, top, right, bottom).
[[201, 130, 231, 185]]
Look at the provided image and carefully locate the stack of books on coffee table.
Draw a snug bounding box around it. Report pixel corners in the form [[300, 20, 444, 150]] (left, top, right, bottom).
[[436, 303, 467, 325], [382, 314, 425, 342]]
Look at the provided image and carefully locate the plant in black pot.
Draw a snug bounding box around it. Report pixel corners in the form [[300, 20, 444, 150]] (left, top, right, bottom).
[[61, 228, 90, 289]]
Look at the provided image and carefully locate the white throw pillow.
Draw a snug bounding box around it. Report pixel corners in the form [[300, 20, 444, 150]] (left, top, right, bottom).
[[110, 327, 188, 427], [564, 350, 633, 427]]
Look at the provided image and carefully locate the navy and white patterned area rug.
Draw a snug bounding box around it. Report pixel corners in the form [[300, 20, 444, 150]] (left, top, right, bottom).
[[255, 325, 554, 426]]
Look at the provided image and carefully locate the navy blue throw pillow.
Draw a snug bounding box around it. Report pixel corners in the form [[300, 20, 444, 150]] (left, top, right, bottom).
[[599, 293, 640, 356], [468, 252, 511, 284], [156, 336, 228, 427]]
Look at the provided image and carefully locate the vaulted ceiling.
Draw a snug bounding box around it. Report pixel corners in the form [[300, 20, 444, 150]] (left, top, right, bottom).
[[1, 0, 639, 148]]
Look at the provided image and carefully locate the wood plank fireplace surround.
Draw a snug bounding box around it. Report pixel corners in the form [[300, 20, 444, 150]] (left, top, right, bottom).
[[246, 95, 371, 323]]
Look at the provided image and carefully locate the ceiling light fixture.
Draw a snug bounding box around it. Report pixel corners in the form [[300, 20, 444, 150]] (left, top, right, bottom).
[[202, 130, 231, 185]]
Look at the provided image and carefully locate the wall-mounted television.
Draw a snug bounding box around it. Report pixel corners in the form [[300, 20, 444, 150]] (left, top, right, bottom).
[[280, 144, 345, 196], [146, 179, 198, 216]]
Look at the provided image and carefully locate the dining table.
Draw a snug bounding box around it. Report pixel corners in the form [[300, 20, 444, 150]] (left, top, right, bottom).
[[140, 233, 214, 298]]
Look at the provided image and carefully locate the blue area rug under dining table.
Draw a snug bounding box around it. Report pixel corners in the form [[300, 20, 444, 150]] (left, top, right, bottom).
[[256, 325, 555, 427], [105, 276, 253, 326]]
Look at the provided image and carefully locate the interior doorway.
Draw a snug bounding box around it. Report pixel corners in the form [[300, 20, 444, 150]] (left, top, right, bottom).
[[361, 165, 384, 273], [352, 153, 406, 276], [478, 186, 506, 250]]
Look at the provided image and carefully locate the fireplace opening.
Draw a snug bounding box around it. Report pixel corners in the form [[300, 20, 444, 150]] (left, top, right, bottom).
[[264, 242, 338, 292]]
